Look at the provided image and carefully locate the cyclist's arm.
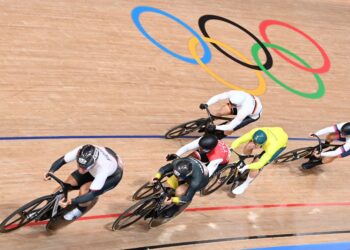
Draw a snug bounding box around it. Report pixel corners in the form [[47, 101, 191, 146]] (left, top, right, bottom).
[[49, 156, 66, 173], [216, 110, 249, 131], [247, 151, 273, 170], [48, 146, 82, 173], [172, 179, 200, 205], [72, 173, 109, 205], [72, 191, 98, 205], [248, 138, 285, 170], [155, 163, 173, 179], [315, 124, 343, 136], [231, 129, 256, 149], [176, 138, 201, 156], [321, 143, 349, 157], [207, 158, 223, 177], [206, 92, 230, 106]]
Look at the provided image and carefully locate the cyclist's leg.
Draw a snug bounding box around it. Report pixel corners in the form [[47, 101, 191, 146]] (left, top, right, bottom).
[[65, 168, 123, 220], [162, 183, 189, 218], [340, 149, 350, 159], [233, 115, 260, 132], [188, 151, 208, 163], [63, 171, 95, 220], [212, 102, 236, 117], [326, 132, 339, 143], [304, 149, 350, 169], [52, 174, 79, 193], [243, 141, 260, 155], [232, 169, 257, 195], [80, 167, 123, 204], [233, 147, 285, 195], [302, 154, 333, 169]]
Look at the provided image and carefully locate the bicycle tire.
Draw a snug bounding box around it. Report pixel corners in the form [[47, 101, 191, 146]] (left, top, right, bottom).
[[112, 197, 158, 230], [0, 195, 53, 233], [46, 198, 98, 232], [164, 118, 207, 139], [201, 165, 234, 196], [148, 202, 190, 228], [132, 178, 169, 201], [274, 147, 314, 164]]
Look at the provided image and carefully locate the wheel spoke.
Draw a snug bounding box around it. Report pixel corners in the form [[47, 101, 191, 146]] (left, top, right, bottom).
[[165, 119, 206, 139], [202, 166, 232, 195], [0, 196, 53, 233], [113, 198, 157, 229], [274, 147, 313, 163]]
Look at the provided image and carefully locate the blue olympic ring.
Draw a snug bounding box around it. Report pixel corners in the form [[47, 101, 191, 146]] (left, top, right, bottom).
[[131, 6, 212, 65]]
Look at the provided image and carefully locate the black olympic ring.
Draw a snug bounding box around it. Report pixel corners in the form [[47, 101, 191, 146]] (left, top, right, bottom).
[[198, 14, 273, 71]]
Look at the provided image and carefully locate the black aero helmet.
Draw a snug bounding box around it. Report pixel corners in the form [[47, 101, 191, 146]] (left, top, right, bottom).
[[77, 144, 99, 170], [173, 158, 193, 180], [199, 134, 218, 153], [341, 122, 350, 136]]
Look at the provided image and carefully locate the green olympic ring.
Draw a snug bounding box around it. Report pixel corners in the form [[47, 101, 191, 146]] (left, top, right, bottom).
[[252, 43, 325, 99]]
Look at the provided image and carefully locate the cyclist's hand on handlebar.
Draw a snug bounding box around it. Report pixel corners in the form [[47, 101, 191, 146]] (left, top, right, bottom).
[[164, 197, 173, 205], [207, 124, 216, 133], [152, 177, 159, 183], [166, 153, 178, 161], [309, 133, 316, 137], [43, 172, 53, 181], [199, 103, 208, 110]]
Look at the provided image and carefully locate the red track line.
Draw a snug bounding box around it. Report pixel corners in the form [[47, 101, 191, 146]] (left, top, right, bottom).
[[22, 201, 350, 228]]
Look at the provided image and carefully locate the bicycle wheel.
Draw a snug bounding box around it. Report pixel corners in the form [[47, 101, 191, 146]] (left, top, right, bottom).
[[201, 165, 234, 196], [0, 195, 53, 233], [149, 202, 190, 228], [132, 177, 169, 201], [165, 118, 207, 139], [112, 197, 158, 230], [274, 147, 314, 164], [46, 198, 98, 232]]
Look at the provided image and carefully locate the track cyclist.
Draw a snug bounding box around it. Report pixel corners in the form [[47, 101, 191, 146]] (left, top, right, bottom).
[[199, 90, 262, 137], [166, 134, 230, 177], [152, 157, 209, 218], [302, 122, 350, 169], [44, 144, 124, 220], [230, 127, 288, 195]]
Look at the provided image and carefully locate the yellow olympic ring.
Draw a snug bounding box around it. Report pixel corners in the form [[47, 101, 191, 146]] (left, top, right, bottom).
[[188, 37, 266, 95]]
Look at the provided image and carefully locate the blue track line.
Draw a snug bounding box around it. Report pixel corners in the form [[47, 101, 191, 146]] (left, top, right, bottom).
[[0, 134, 318, 141]]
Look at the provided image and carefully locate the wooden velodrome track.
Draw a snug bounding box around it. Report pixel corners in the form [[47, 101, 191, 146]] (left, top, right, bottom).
[[0, 0, 349, 249]]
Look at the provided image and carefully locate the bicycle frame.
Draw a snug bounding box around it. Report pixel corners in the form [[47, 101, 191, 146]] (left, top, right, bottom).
[[145, 179, 175, 219], [36, 173, 72, 221]]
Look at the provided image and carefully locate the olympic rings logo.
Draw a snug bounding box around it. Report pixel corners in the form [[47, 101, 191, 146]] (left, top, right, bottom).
[[131, 6, 331, 99]]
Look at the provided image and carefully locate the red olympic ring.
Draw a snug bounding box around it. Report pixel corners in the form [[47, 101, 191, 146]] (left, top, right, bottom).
[[259, 20, 331, 74]]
